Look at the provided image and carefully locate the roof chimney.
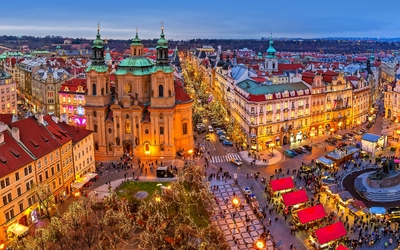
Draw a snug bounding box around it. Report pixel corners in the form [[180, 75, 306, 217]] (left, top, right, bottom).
[[51, 115, 59, 124], [0, 132, 4, 144], [11, 127, 20, 142], [0, 122, 8, 133]]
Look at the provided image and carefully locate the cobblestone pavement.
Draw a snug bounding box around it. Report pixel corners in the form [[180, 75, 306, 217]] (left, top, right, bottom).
[[210, 180, 275, 250]]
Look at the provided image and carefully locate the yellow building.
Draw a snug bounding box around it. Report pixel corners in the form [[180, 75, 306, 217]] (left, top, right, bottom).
[[84, 27, 194, 160], [0, 124, 37, 244]]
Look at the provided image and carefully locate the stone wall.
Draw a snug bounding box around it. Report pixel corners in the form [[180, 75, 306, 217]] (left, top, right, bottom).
[[367, 172, 400, 188]]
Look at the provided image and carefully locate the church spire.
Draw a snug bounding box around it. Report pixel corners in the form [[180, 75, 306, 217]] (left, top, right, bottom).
[[91, 22, 105, 65], [156, 23, 169, 66], [266, 33, 276, 59], [130, 27, 143, 56]]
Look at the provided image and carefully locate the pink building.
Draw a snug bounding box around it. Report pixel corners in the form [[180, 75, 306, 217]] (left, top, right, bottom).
[[58, 78, 87, 127]]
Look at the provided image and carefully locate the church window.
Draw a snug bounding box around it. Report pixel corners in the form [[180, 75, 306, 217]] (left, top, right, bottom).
[[93, 125, 98, 133], [182, 123, 188, 135], [145, 129, 149, 134], [126, 114, 129, 119], [108, 128, 112, 134], [160, 126, 164, 135], [93, 111, 97, 117], [108, 144, 112, 151], [125, 121, 131, 134], [92, 83, 97, 96], [94, 143, 99, 151], [158, 85, 164, 97]]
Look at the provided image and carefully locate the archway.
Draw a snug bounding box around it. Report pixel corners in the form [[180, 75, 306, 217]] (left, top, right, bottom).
[[124, 142, 133, 156]]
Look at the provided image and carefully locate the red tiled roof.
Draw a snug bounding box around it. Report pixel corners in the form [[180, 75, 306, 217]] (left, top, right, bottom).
[[57, 122, 93, 144], [0, 114, 13, 124], [59, 78, 86, 93], [278, 63, 303, 71], [302, 77, 313, 84], [0, 131, 34, 178], [250, 77, 267, 83], [345, 76, 359, 81], [12, 116, 60, 158], [43, 115, 73, 145], [248, 94, 266, 102], [175, 79, 192, 104]]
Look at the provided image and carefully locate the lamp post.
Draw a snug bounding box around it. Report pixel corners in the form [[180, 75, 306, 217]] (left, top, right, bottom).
[[270, 143, 275, 157], [232, 197, 240, 208], [310, 132, 315, 143], [188, 149, 194, 161]]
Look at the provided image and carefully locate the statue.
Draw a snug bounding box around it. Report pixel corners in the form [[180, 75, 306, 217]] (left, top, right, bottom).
[[382, 161, 389, 174]]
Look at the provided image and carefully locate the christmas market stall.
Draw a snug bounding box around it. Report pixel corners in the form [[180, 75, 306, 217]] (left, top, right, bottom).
[[369, 206, 387, 222], [71, 172, 98, 196], [268, 177, 295, 196], [282, 189, 308, 209], [324, 145, 360, 167], [292, 204, 327, 229], [361, 133, 387, 157], [347, 200, 368, 217], [336, 244, 349, 250], [309, 222, 347, 249]]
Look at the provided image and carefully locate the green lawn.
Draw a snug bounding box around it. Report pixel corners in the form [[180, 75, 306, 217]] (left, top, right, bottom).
[[117, 181, 170, 200]]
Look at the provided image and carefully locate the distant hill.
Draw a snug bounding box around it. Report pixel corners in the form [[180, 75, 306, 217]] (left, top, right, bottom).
[[0, 35, 399, 54]]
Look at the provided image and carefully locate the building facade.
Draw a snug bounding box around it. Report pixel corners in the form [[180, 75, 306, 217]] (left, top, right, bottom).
[[84, 27, 194, 160], [59, 78, 87, 127], [31, 68, 69, 116], [0, 71, 17, 115]]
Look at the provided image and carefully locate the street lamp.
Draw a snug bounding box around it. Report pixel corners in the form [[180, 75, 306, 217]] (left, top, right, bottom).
[[330, 128, 334, 138], [310, 132, 315, 143], [270, 143, 275, 157], [232, 197, 240, 207], [188, 149, 193, 161], [254, 238, 265, 250]]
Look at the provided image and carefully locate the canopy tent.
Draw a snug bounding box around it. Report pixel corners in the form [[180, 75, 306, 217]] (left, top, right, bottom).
[[71, 172, 98, 191], [10, 223, 29, 236], [316, 156, 334, 167], [282, 189, 308, 207], [370, 207, 386, 215], [314, 222, 347, 245], [269, 177, 294, 192], [336, 244, 349, 250], [296, 204, 327, 224]]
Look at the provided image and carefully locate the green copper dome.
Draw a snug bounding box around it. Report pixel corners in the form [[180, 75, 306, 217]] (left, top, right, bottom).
[[118, 57, 153, 67], [92, 28, 104, 49], [156, 28, 168, 49], [266, 36, 276, 58]]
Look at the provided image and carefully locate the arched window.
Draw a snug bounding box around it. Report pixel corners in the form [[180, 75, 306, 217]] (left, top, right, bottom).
[[108, 143, 112, 151], [125, 121, 131, 134], [182, 123, 188, 135], [93, 111, 97, 117], [93, 124, 98, 132], [94, 143, 99, 151], [158, 84, 164, 97], [92, 83, 97, 96]]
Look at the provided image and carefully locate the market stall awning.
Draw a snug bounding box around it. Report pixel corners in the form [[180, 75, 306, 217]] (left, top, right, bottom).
[[282, 189, 308, 207], [314, 222, 347, 245], [10, 223, 29, 236], [370, 206, 386, 215], [336, 244, 349, 250], [361, 133, 380, 142], [269, 177, 294, 192], [296, 204, 327, 224], [71, 172, 98, 190]]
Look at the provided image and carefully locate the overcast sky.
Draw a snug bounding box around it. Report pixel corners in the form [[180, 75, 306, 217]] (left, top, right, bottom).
[[1, 0, 399, 40]]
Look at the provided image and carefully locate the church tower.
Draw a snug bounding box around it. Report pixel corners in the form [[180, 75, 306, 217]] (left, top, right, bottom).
[[84, 24, 111, 156], [265, 35, 278, 72], [130, 28, 144, 56], [150, 27, 175, 108]]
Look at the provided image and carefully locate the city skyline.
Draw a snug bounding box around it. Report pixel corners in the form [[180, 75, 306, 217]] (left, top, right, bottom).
[[1, 0, 400, 40]]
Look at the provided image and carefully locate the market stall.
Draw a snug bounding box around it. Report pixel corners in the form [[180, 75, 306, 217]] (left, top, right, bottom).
[[282, 189, 308, 208], [336, 244, 349, 250], [361, 133, 387, 157], [293, 204, 327, 227], [268, 177, 295, 196], [71, 172, 98, 195], [337, 191, 354, 206], [309, 222, 347, 249], [347, 200, 368, 216], [8, 223, 29, 239], [316, 156, 334, 168], [370, 206, 387, 222], [325, 145, 360, 167]]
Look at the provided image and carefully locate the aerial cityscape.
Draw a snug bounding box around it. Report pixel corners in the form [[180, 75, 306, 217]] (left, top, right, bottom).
[[2, 1, 400, 250]]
